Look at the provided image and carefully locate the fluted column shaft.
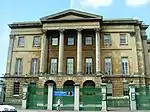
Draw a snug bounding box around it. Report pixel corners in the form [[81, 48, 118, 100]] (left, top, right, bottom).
[[77, 29, 82, 75], [58, 29, 64, 75], [95, 29, 101, 75], [40, 30, 47, 73], [6, 35, 15, 74]]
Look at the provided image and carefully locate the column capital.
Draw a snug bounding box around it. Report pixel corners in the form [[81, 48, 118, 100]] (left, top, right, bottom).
[[42, 29, 47, 34], [9, 34, 15, 39], [59, 29, 65, 33], [94, 28, 101, 32], [76, 28, 82, 32]]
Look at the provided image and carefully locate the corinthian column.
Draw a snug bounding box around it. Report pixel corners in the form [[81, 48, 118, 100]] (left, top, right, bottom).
[[40, 30, 47, 74], [58, 29, 64, 75], [77, 29, 82, 75], [6, 34, 15, 75], [95, 28, 101, 75]]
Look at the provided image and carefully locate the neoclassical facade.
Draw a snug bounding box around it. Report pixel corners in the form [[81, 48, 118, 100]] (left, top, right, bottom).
[[3, 9, 149, 104]]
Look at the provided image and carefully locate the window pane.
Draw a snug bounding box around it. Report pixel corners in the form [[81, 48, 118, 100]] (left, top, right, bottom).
[[85, 37, 92, 45], [14, 82, 20, 95], [104, 34, 111, 45], [15, 58, 23, 75], [52, 38, 58, 45], [86, 58, 92, 74], [67, 58, 74, 74], [121, 57, 128, 75], [68, 36, 74, 45], [51, 58, 57, 74], [33, 36, 40, 46], [31, 58, 38, 75], [120, 34, 126, 44], [18, 37, 24, 46], [105, 57, 112, 75]]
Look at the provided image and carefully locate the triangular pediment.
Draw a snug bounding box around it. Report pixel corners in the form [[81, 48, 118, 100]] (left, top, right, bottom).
[[40, 9, 102, 21]]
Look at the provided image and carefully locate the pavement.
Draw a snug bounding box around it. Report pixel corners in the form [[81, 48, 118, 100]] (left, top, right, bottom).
[[14, 105, 150, 112]]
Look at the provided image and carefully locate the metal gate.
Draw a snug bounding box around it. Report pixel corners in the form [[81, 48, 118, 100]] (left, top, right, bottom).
[[27, 85, 48, 109], [53, 87, 74, 110], [136, 85, 150, 110], [80, 87, 102, 111]]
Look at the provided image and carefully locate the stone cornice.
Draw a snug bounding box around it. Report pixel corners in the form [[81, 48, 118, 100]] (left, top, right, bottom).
[[9, 21, 42, 29]]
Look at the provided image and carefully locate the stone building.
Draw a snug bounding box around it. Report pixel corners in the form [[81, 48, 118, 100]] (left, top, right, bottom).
[[3, 9, 149, 105]]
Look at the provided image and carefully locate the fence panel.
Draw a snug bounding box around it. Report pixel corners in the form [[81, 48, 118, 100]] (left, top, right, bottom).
[[53, 87, 74, 110], [136, 85, 150, 110], [80, 87, 102, 111], [27, 86, 48, 109]]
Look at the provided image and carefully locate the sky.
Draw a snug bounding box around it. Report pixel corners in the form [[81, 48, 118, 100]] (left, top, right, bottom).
[[0, 0, 150, 77]]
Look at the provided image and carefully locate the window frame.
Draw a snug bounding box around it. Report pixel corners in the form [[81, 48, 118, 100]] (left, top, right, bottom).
[[107, 83, 113, 96], [123, 83, 129, 96], [85, 36, 92, 45], [33, 36, 40, 47], [105, 57, 112, 75], [120, 34, 127, 45], [51, 37, 58, 46], [15, 58, 23, 75], [121, 57, 129, 75], [18, 36, 24, 47], [104, 34, 111, 46], [85, 57, 93, 74], [31, 58, 39, 75], [50, 58, 58, 74], [66, 57, 74, 74], [67, 36, 75, 45], [13, 82, 20, 96]]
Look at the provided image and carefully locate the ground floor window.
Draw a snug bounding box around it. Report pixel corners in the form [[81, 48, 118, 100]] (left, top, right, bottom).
[[13, 82, 20, 95]]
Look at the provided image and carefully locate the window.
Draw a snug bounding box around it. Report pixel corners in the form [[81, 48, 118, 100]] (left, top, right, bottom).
[[86, 58, 92, 74], [33, 36, 40, 46], [15, 58, 23, 75], [18, 37, 24, 47], [85, 37, 92, 45], [31, 58, 39, 75], [107, 83, 112, 96], [50, 58, 58, 74], [68, 36, 74, 45], [121, 57, 129, 75], [105, 57, 112, 75], [104, 34, 111, 45], [123, 83, 129, 96], [67, 58, 74, 74], [52, 37, 58, 45], [120, 34, 127, 44], [13, 82, 20, 95]]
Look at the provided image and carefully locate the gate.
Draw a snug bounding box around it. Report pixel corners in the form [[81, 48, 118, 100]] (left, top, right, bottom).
[[136, 85, 150, 110], [53, 86, 74, 110], [27, 85, 48, 109], [80, 87, 102, 111]]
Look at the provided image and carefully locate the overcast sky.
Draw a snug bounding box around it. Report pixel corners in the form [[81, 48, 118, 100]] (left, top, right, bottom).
[[0, 0, 150, 77]]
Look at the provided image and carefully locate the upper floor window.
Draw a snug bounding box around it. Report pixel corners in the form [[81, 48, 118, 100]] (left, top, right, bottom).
[[13, 82, 20, 95], [85, 37, 92, 45], [86, 58, 92, 74], [120, 34, 127, 45], [104, 34, 111, 46], [15, 58, 23, 75], [31, 58, 39, 75], [33, 36, 40, 46], [18, 37, 24, 47], [68, 36, 74, 45], [105, 57, 112, 75], [67, 58, 74, 74], [50, 58, 58, 74], [121, 57, 129, 75], [52, 37, 58, 46]]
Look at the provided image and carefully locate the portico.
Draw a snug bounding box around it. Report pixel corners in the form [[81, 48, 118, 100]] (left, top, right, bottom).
[[39, 28, 102, 75]]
